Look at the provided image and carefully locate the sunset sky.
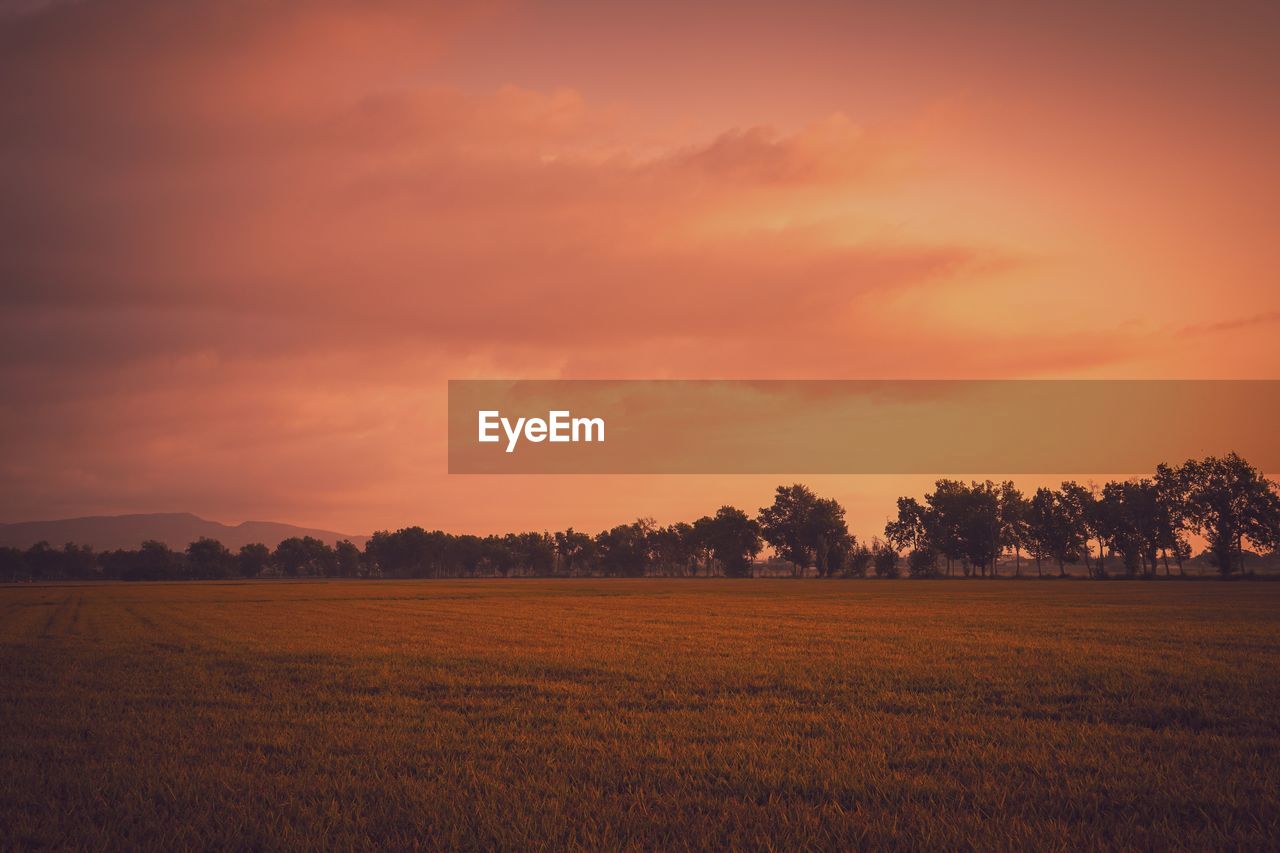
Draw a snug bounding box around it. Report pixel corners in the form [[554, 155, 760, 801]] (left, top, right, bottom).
[[2, 0, 1277, 537]]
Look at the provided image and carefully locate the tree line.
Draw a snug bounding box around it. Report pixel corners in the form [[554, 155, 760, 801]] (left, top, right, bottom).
[[2, 454, 1277, 582]]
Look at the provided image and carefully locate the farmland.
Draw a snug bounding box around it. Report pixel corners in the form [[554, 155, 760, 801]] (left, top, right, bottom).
[[2, 580, 1278, 849]]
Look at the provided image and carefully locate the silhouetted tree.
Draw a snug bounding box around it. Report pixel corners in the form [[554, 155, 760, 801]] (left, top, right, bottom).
[[698, 506, 762, 578], [958, 480, 1001, 577], [1059, 482, 1099, 577], [1026, 488, 1083, 577], [844, 541, 872, 578], [0, 546, 26, 582], [885, 497, 932, 555], [998, 482, 1029, 577], [187, 537, 236, 579], [906, 546, 939, 578], [554, 528, 593, 576], [273, 536, 334, 578], [1153, 464, 1190, 575], [758, 485, 848, 577], [873, 541, 900, 578], [238, 543, 271, 578], [1180, 453, 1280, 575], [334, 539, 363, 578], [24, 541, 58, 581], [595, 519, 653, 577], [650, 523, 699, 576]]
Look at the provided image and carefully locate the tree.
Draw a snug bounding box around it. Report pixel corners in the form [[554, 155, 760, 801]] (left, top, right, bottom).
[[957, 480, 1001, 577], [186, 537, 236, 579], [448, 535, 485, 577], [1153, 464, 1190, 575], [844, 541, 872, 578], [110, 540, 183, 581], [699, 506, 762, 578], [485, 535, 517, 577], [925, 480, 970, 575], [650, 523, 699, 576], [595, 520, 652, 577], [885, 497, 932, 555], [58, 542, 98, 580], [906, 546, 939, 578], [24, 541, 59, 580], [758, 485, 848, 577], [872, 542, 900, 578], [1026, 488, 1083, 577], [998, 482, 1029, 577], [364, 527, 449, 578], [273, 536, 334, 578], [1059, 482, 1099, 577], [554, 528, 593, 576], [238, 543, 271, 578], [1099, 481, 1142, 576], [1180, 453, 1280, 575], [508, 531, 556, 576], [0, 546, 26, 582], [334, 540, 363, 578]]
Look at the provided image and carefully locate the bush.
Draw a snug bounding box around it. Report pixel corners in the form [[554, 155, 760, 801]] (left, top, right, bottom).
[[907, 547, 939, 578], [873, 545, 900, 578], [843, 544, 872, 578]]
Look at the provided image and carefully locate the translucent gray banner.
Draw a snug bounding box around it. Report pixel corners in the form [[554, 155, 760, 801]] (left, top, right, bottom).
[[448, 380, 1280, 474]]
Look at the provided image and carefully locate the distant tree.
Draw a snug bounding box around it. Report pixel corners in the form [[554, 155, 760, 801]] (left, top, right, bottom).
[[924, 480, 970, 575], [1153, 464, 1190, 575], [759, 485, 819, 577], [24, 541, 58, 581], [699, 506, 762, 578], [1099, 481, 1142, 576], [957, 480, 1001, 577], [334, 539, 363, 578], [998, 482, 1030, 577], [810, 498, 850, 578], [485, 535, 517, 577], [1059, 482, 1099, 577], [448, 535, 486, 577], [594, 520, 653, 577], [273, 536, 334, 578], [553, 528, 593, 576], [186, 537, 236, 580], [844, 541, 872, 578], [60, 542, 98, 580], [525, 532, 558, 576], [365, 527, 449, 578], [1180, 453, 1280, 575], [824, 532, 857, 578], [872, 542, 900, 578], [758, 485, 848, 577], [113, 540, 183, 581], [1026, 488, 1083, 577], [0, 546, 27, 582], [906, 546, 939, 578], [238, 543, 271, 578], [1097, 479, 1168, 577], [885, 497, 932, 556], [650, 523, 699, 576]]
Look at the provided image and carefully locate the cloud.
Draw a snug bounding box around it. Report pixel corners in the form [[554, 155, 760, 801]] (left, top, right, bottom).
[[1180, 310, 1280, 337], [0, 0, 1139, 529]]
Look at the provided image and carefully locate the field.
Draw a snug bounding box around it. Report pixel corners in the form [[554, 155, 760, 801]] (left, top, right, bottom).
[[2, 581, 1278, 849]]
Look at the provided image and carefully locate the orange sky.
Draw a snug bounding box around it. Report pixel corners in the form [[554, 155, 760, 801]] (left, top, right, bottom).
[[1, 0, 1277, 538]]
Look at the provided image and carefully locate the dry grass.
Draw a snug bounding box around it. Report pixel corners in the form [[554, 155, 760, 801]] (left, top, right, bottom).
[[2, 580, 1278, 849]]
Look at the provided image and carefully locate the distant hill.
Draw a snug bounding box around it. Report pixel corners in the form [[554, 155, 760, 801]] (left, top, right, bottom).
[[0, 513, 366, 552]]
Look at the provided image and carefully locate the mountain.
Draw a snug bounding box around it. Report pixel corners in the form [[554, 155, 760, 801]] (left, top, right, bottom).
[[0, 512, 366, 551]]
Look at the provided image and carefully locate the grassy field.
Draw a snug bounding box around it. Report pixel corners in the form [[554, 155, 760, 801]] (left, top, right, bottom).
[[2, 580, 1278, 849]]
